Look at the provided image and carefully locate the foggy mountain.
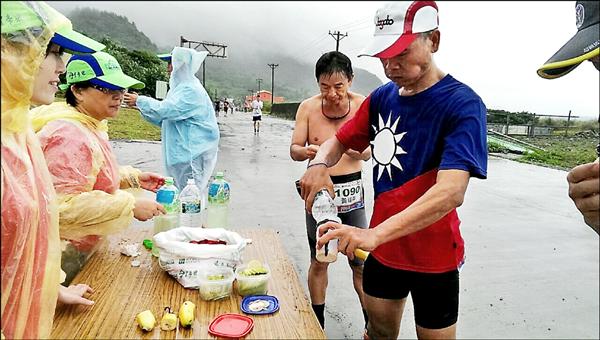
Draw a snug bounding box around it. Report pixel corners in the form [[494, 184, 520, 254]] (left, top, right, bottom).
[[60, 4, 383, 103], [68, 8, 159, 52]]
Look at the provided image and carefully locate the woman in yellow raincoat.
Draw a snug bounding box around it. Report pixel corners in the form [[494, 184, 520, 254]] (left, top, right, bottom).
[[1, 1, 105, 338], [31, 51, 167, 285]]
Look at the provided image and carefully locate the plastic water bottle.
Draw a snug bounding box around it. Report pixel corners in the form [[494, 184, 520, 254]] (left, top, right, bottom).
[[179, 178, 202, 228], [153, 177, 180, 256], [206, 172, 230, 228], [312, 189, 339, 263]]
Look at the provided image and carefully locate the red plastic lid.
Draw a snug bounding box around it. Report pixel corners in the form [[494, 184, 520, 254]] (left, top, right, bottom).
[[208, 313, 254, 338]]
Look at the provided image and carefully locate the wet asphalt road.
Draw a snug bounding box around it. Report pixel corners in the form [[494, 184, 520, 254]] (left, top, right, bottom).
[[112, 111, 599, 339]]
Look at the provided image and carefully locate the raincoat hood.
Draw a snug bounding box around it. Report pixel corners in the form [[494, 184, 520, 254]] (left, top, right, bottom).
[[169, 47, 209, 89], [1, 1, 71, 135]]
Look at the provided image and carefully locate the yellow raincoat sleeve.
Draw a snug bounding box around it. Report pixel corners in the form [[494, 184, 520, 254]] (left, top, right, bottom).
[[119, 165, 142, 189], [36, 119, 136, 241], [1, 2, 72, 339]]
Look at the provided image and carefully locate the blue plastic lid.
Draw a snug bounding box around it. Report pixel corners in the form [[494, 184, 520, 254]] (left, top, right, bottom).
[[240, 295, 279, 315]]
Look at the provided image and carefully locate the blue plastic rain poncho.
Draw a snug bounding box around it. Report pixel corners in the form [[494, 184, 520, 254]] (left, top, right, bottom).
[[136, 47, 220, 192]]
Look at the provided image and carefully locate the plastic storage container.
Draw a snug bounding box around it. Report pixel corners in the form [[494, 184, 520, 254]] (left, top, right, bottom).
[[235, 263, 271, 296], [198, 266, 235, 301]]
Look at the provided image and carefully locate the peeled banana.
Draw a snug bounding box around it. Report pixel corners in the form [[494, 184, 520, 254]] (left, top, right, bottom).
[[136, 310, 156, 331], [160, 307, 178, 331], [179, 301, 196, 328]]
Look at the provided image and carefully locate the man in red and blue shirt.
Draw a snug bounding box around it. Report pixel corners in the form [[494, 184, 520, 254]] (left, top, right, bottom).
[[299, 1, 488, 339]]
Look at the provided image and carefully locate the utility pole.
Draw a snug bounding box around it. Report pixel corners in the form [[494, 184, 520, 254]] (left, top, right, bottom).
[[256, 78, 263, 96], [267, 63, 279, 106], [180, 36, 227, 87], [565, 110, 572, 137], [328, 30, 348, 52]]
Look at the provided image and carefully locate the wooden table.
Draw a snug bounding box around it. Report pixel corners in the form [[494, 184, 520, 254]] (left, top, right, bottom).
[[51, 227, 325, 339]]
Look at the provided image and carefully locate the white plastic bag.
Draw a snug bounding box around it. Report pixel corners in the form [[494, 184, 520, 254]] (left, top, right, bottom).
[[153, 227, 246, 288]]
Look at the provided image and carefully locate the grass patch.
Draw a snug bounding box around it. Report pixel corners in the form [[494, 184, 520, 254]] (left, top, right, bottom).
[[517, 136, 598, 170], [488, 141, 511, 154], [108, 107, 161, 141]]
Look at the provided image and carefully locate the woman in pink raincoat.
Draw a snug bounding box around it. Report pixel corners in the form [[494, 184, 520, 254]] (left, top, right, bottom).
[[1, 1, 106, 338], [31, 51, 166, 284]]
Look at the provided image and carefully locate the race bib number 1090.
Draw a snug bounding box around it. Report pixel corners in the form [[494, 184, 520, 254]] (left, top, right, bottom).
[[333, 179, 364, 214]]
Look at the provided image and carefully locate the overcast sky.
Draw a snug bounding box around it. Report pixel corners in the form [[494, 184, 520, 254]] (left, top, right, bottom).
[[49, 1, 599, 119]]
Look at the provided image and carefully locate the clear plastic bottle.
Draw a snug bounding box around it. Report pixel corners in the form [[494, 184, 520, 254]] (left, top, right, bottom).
[[206, 172, 230, 228], [153, 177, 180, 256], [312, 189, 339, 263], [179, 178, 202, 228]]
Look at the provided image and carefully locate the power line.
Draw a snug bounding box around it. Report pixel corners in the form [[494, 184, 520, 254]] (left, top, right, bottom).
[[290, 33, 330, 56], [334, 17, 371, 31], [297, 35, 331, 60], [346, 22, 373, 33]]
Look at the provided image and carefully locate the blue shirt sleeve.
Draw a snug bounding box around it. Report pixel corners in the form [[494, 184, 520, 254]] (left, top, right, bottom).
[[439, 98, 488, 179]]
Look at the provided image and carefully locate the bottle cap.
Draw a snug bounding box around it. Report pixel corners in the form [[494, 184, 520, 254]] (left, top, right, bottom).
[[187, 178, 195, 185], [164, 177, 174, 185], [215, 171, 224, 179]]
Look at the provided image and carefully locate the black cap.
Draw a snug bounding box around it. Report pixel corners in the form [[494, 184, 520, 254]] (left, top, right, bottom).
[[537, 1, 599, 79]]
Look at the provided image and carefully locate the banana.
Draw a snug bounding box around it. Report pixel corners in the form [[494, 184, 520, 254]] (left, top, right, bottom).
[[160, 307, 178, 331], [136, 310, 156, 331], [178, 301, 196, 328]]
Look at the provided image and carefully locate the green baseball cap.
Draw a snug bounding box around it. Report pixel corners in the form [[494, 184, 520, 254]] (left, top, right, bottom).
[[60, 51, 145, 90], [1, 1, 105, 53]]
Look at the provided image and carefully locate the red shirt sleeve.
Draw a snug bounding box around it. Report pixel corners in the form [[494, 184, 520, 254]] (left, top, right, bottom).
[[336, 95, 371, 151]]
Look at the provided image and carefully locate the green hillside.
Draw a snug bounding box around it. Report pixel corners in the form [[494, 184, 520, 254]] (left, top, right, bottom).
[[68, 8, 158, 52]]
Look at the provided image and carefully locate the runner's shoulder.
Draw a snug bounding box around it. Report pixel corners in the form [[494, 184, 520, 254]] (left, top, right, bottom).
[[297, 94, 322, 115], [348, 91, 366, 102]]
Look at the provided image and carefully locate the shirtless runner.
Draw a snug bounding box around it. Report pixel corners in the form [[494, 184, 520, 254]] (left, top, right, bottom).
[[290, 51, 371, 331]]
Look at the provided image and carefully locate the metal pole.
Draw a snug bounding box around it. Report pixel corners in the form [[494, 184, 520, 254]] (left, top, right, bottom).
[[565, 110, 571, 137], [268, 64, 279, 107], [271, 67, 275, 106]]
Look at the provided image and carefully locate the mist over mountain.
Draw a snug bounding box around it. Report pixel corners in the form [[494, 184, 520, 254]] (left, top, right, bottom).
[[68, 8, 159, 52], [61, 4, 383, 103]]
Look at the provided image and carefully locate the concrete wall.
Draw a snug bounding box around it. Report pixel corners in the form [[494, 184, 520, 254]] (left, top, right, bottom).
[[271, 102, 301, 121]]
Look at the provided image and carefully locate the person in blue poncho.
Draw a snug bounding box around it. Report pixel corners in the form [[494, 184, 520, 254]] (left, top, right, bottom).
[[124, 47, 220, 193]]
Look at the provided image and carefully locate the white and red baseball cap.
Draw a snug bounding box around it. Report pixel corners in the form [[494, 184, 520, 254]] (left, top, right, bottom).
[[359, 1, 439, 59]]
